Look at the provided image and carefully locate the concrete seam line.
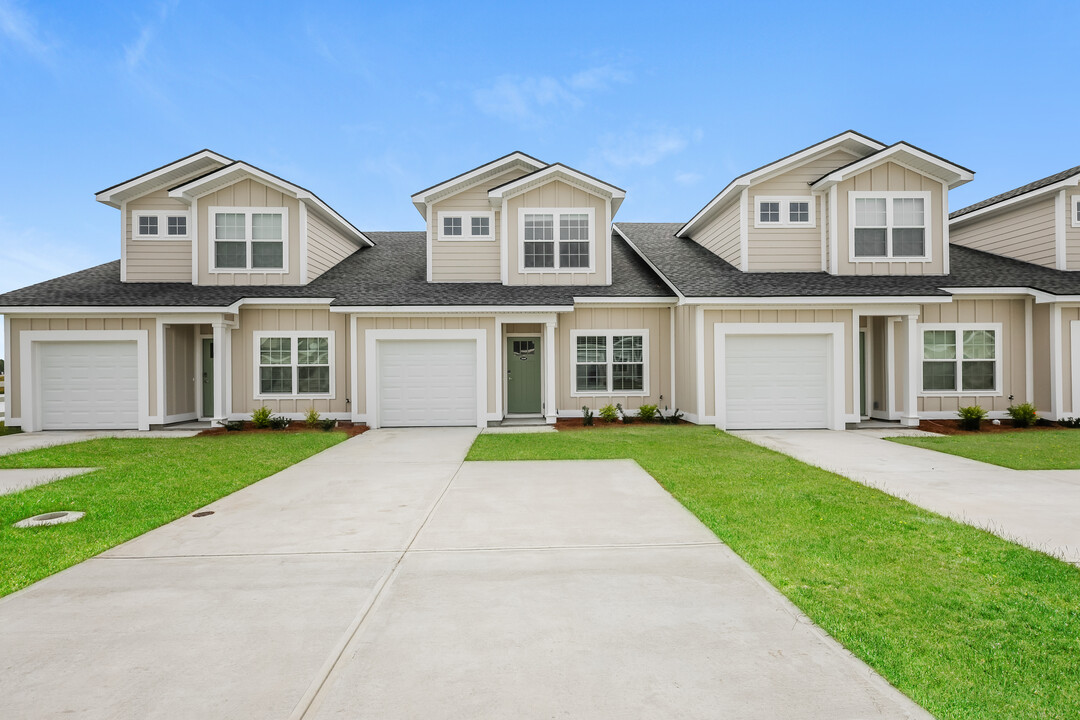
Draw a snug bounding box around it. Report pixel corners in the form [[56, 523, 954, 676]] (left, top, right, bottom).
[[288, 455, 466, 720], [98, 549, 403, 560], [406, 540, 724, 554]]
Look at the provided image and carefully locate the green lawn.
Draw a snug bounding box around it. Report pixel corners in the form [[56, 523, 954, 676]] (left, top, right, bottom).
[[889, 429, 1080, 469], [468, 425, 1080, 720], [0, 432, 344, 597]]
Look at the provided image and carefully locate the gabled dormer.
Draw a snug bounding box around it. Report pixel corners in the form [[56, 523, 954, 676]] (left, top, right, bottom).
[[96, 151, 370, 286]]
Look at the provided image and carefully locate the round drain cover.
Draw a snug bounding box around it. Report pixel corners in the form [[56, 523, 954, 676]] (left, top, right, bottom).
[[192, 511, 214, 518]]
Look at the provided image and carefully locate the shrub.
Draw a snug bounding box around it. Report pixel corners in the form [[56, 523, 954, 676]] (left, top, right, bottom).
[[251, 406, 273, 429], [1061, 416, 1080, 428], [598, 404, 619, 423], [637, 404, 659, 422], [304, 407, 322, 428], [659, 407, 683, 424], [1006, 402, 1038, 428], [581, 406, 594, 426], [957, 405, 987, 431], [319, 417, 337, 431], [267, 415, 291, 430], [223, 420, 245, 432], [616, 403, 633, 424]]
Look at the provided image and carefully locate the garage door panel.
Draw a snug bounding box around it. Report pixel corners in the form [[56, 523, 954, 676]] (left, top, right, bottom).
[[378, 340, 477, 427], [37, 341, 140, 430], [724, 335, 831, 430]]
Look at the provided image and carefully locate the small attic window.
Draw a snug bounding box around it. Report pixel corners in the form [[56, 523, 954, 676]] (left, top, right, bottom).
[[134, 211, 189, 239]]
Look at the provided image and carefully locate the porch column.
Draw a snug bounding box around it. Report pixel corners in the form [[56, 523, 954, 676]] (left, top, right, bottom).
[[544, 320, 556, 424], [212, 321, 228, 427], [900, 314, 919, 427]]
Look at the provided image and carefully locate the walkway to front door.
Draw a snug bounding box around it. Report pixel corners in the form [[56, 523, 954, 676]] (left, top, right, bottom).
[[506, 336, 541, 414]]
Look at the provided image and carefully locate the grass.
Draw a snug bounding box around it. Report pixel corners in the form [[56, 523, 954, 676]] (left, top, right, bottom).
[[468, 425, 1080, 720], [889, 429, 1080, 469], [0, 432, 345, 597]]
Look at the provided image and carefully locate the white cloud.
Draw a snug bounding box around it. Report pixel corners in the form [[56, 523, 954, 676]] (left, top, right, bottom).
[[123, 0, 179, 72], [567, 65, 632, 91], [674, 171, 704, 186], [597, 128, 701, 168], [0, 0, 54, 62], [473, 65, 630, 126]]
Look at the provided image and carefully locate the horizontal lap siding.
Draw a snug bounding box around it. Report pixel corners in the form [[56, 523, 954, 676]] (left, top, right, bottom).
[[1065, 194, 1080, 270], [951, 196, 1056, 268], [306, 212, 358, 281], [692, 201, 741, 267], [126, 189, 192, 282], [430, 169, 524, 283]]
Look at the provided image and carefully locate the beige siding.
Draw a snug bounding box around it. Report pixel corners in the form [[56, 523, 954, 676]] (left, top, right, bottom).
[[1060, 306, 1080, 416], [951, 196, 1057, 268], [231, 308, 349, 415], [555, 307, 672, 413], [674, 305, 696, 416], [6, 316, 160, 421], [429, 169, 526, 283], [690, 200, 741, 267], [164, 324, 196, 418], [197, 178, 303, 286], [1065, 195, 1080, 270], [505, 179, 610, 286], [1033, 303, 1052, 412], [307, 212, 358, 281], [916, 299, 1029, 415], [835, 162, 946, 275], [702, 308, 855, 418], [125, 189, 192, 282]]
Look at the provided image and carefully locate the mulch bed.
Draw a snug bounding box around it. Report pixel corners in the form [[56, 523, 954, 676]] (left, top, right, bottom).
[[918, 419, 1073, 436], [197, 421, 369, 438], [555, 417, 691, 431]]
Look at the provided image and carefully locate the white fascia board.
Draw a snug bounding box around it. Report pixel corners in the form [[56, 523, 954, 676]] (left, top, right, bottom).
[[612, 224, 684, 298], [812, 143, 974, 190], [679, 295, 953, 305], [950, 175, 1080, 226], [95, 150, 232, 207], [572, 297, 678, 305], [0, 297, 337, 315], [411, 152, 547, 209], [488, 165, 625, 204], [938, 287, 1046, 298], [329, 305, 575, 314]]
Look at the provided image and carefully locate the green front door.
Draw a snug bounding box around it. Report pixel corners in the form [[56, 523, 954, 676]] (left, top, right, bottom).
[[202, 338, 214, 417], [507, 337, 542, 414]]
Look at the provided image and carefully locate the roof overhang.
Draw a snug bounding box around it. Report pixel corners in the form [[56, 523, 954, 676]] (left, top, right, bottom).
[[811, 142, 974, 191], [676, 130, 886, 238], [410, 151, 547, 216], [950, 174, 1080, 225], [168, 162, 373, 248], [487, 163, 626, 214], [95, 150, 232, 208]]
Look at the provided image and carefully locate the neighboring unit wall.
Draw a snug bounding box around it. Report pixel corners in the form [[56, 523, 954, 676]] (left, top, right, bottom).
[[1064, 195, 1080, 270], [164, 324, 196, 419], [307, 212, 358, 281], [951, 196, 1057, 269], [126, 189, 193, 282], [1060, 305, 1080, 416], [690, 201, 741, 267]]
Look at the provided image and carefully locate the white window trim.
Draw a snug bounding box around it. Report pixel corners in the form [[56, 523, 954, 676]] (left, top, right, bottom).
[[209, 206, 290, 273], [437, 210, 495, 241], [753, 196, 816, 228], [252, 330, 334, 400], [569, 329, 649, 397], [132, 210, 190, 240], [519, 207, 596, 273], [919, 322, 1002, 396], [848, 190, 933, 263], [1071, 196, 1080, 228]]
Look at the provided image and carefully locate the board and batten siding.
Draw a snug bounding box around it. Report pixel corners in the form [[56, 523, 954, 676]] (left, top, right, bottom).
[[307, 212, 358, 281], [674, 305, 696, 417], [690, 200, 741, 267], [197, 178, 303, 286], [429, 168, 527, 283], [125, 189, 193, 282], [164, 324, 196, 418], [835, 162, 946, 276], [6, 316, 160, 421], [505, 179, 610, 286], [231, 308, 349, 415], [951, 196, 1057, 269], [555, 307, 672, 413]]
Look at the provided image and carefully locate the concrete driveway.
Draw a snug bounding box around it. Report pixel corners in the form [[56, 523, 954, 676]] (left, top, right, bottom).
[[736, 429, 1080, 564], [0, 428, 927, 719]]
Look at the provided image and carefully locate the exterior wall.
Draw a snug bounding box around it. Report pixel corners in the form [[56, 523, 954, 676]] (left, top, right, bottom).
[[916, 299, 1029, 415], [951, 196, 1057, 269], [674, 304, 696, 417], [429, 169, 525, 282], [690, 200, 741, 267], [868, 316, 890, 418], [307, 212, 358, 281], [164, 324, 196, 418], [1033, 303, 1052, 412], [6, 316, 160, 421], [1060, 305, 1080, 416], [835, 162, 946, 276], [555, 306, 672, 413], [231, 307, 350, 415], [701, 308, 855, 419], [505, 179, 610, 286], [125, 189, 193, 282], [1065, 195, 1080, 271], [197, 178, 303, 286]]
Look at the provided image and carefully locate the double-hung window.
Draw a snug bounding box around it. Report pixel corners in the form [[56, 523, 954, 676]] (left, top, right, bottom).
[[438, 211, 494, 241], [133, 211, 189, 239], [921, 325, 1000, 394], [521, 208, 594, 270], [754, 197, 815, 228], [210, 207, 288, 271], [851, 192, 930, 260], [255, 332, 333, 397], [571, 330, 648, 395]]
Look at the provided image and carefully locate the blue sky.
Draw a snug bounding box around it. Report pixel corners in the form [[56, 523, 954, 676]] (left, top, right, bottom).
[[0, 0, 1077, 337]]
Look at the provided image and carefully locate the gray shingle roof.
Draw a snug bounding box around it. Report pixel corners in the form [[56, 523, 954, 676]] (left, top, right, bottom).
[[951, 165, 1080, 219], [616, 222, 1080, 297], [0, 232, 673, 308]]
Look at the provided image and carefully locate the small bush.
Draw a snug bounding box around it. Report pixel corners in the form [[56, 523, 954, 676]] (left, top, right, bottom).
[[957, 405, 987, 431], [251, 406, 273, 429], [616, 403, 633, 424], [581, 406, 594, 426], [598, 404, 619, 423], [319, 417, 337, 431], [267, 415, 291, 430], [1061, 416, 1080, 428], [304, 407, 322, 428], [660, 407, 683, 424], [637, 404, 659, 422], [223, 420, 245, 432], [1006, 402, 1038, 428]]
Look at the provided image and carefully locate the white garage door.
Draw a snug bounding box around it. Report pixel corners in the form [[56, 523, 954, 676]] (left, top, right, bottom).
[[725, 334, 830, 429], [37, 341, 140, 430], [377, 340, 478, 427]]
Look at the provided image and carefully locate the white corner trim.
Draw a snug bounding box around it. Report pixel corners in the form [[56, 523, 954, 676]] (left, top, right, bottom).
[[940, 179, 950, 275], [544, 321, 556, 423], [499, 199, 508, 284], [191, 196, 200, 285], [1056, 189, 1067, 270], [363, 328, 487, 429], [1025, 298, 1035, 403], [738, 189, 749, 272], [828, 185, 839, 274], [119, 200, 128, 283], [605, 197, 613, 286], [19, 330, 151, 432], [818, 191, 827, 272], [156, 320, 165, 423], [251, 330, 336, 401], [851, 310, 861, 422]]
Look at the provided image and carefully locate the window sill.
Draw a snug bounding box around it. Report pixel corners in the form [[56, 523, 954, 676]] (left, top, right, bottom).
[[851, 256, 932, 263], [254, 393, 334, 401], [919, 390, 1002, 397], [210, 269, 288, 274], [569, 390, 649, 398], [521, 267, 596, 273], [754, 222, 816, 230], [438, 235, 495, 242]]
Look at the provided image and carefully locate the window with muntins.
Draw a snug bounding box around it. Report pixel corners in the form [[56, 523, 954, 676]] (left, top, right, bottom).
[[922, 327, 997, 393], [852, 193, 928, 259], [522, 209, 594, 270], [211, 207, 287, 271], [257, 333, 332, 396], [438, 212, 493, 240], [572, 331, 647, 395], [134, 211, 189, 239], [754, 197, 814, 228]]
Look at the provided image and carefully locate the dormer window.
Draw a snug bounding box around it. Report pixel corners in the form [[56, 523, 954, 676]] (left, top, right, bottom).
[[850, 191, 930, 261], [754, 197, 815, 228], [209, 206, 288, 272], [438, 212, 494, 241], [520, 208, 594, 271], [133, 211, 189, 239]]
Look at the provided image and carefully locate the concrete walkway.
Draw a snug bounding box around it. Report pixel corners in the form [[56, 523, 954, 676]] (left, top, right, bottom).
[[736, 429, 1080, 563], [0, 428, 928, 719]]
